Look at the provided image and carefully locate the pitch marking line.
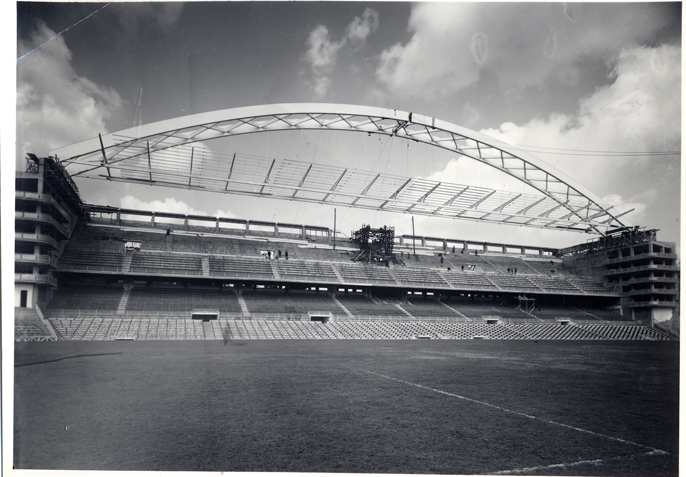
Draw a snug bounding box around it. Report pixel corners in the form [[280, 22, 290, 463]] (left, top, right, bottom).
[[492, 449, 669, 474], [345, 366, 668, 454]]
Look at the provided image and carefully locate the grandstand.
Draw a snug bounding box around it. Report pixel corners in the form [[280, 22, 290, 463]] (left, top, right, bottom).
[[14, 104, 678, 341]]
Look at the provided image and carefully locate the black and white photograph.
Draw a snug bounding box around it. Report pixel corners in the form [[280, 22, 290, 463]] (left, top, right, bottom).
[[4, 1, 680, 475]]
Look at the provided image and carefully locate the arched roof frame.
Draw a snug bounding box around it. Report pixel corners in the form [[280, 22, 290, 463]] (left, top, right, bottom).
[[53, 103, 629, 235]]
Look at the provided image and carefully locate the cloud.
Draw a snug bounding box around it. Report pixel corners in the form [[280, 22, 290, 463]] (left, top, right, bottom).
[[476, 43, 680, 226], [304, 7, 379, 98], [375, 3, 678, 100], [345, 8, 380, 47], [16, 23, 124, 164], [121, 196, 237, 220]]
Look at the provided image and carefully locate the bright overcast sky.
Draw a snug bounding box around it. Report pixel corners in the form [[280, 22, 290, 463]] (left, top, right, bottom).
[[11, 1, 682, 250]]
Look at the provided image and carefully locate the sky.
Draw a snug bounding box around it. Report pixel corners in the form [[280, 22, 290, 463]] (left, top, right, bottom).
[[10, 1, 682, 251]]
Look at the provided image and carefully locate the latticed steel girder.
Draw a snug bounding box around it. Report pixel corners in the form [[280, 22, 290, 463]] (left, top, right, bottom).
[[52, 103, 628, 234]]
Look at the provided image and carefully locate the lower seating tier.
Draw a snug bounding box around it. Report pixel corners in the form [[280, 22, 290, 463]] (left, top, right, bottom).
[[48, 318, 672, 341]]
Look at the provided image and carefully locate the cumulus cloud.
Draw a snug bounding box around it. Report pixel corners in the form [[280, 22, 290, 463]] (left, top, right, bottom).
[[475, 43, 680, 226], [304, 8, 379, 98], [375, 3, 678, 99], [121, 196, 236, 219], [16, 23, 124, 165]]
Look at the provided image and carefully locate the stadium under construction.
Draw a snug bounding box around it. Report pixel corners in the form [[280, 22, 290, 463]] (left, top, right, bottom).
[[14, 104, 679, 342]]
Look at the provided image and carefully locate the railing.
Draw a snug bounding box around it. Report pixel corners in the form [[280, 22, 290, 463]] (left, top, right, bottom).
[[625, 288, 678, 296], [619, 276, 679, 286], [605, 252, 678, 265], [59, 264, 123, 273], [605, 264, 680, 275], [15, 211, 70, 237], [15, 232, 60, 248], [14, 273, 58, 287], [573, 319, 646, 326], [16, 191, 73, 222], [629, 300, 677, 308], [14, 253, 59, 268]]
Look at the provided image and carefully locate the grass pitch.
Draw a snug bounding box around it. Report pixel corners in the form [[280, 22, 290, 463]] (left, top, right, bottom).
[[14, 339, 678, 474]]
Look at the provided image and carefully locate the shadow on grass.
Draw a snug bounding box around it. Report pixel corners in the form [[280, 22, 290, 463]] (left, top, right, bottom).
[[15, 352, 123, 367]]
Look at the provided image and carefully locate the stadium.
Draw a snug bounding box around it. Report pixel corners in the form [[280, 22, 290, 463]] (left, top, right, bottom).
[[14, 104, 680, 342], [12, 104, 679, 474]]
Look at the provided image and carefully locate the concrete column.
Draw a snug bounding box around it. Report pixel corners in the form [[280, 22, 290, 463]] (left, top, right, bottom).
[[301, 225, 306, 239], [520, 247, 526, 255], [34, 244, 41, 255], [443, 239, 448, 250], [539, 249, 544, 257], [463, 242, 468, 252], [502, 246, 507, 253], [215, 218, 219, 232], [184, 216, 189, 232], [37, 158, 45, 194], [246, 220, 250, 234], [116, 211, 121, 225], [483, 244, 488, 252], [274, 223, 279, 238], [35, 224, 41, 235], [151, 212, 156, 227], [421, 237, 426, 247], [399, 237, 404, 245]]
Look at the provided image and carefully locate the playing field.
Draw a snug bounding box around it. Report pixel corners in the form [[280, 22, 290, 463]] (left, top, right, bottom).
[[13, 339, 678, 474]]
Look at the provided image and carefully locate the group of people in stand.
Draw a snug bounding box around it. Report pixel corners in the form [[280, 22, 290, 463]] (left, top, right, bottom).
[[507, 267, 518, 275]]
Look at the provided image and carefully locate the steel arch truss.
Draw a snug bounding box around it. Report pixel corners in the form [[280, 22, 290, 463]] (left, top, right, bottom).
[[53, 103, 629, 234]]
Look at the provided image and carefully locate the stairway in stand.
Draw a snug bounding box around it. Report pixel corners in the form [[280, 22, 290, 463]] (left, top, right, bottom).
[[122, 250, 133, 272], [116, 290, 130, 315]]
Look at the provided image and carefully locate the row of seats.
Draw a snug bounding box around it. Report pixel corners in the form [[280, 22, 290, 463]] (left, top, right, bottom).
[[130, 253, 202, 274], [58, 231, 612, 295], [241, 291, 342, 315], [45, 286, 628, 324], [47, 286, 124, 311], [46, 318, 672, 341], [59, 250, 125, 271], [126, 289, 242, 312]]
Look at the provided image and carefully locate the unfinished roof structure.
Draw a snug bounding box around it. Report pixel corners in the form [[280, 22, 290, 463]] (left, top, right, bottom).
[[52, 103, 631, 235]]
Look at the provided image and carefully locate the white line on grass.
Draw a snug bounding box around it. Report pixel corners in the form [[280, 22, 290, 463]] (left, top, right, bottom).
[[492, 449, 669, 474], [344, 366, 668, 454]]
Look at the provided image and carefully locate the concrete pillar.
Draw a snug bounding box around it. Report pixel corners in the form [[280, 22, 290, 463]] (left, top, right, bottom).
[[520, 247, 526, 255], [274, 223, 279, 238], [246, 220, 250, 234], [443, 239, 448, 250], [483, 243, 488, 252], [301, 225, 306, 239], [539, 249, 544, 257], [215, 218, 219, 233], [502, 246, 507, 253], [463, 242, 468, 252], [399, 237, 404, 245], [34, 244, 41, 256], [116, 211, 121, 225], [184, 216, 189, 232], [421, 237, 426, 247], [151, 212, 156, 227], [35, 224, 41, 235], [37, 158, 45, 194]]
